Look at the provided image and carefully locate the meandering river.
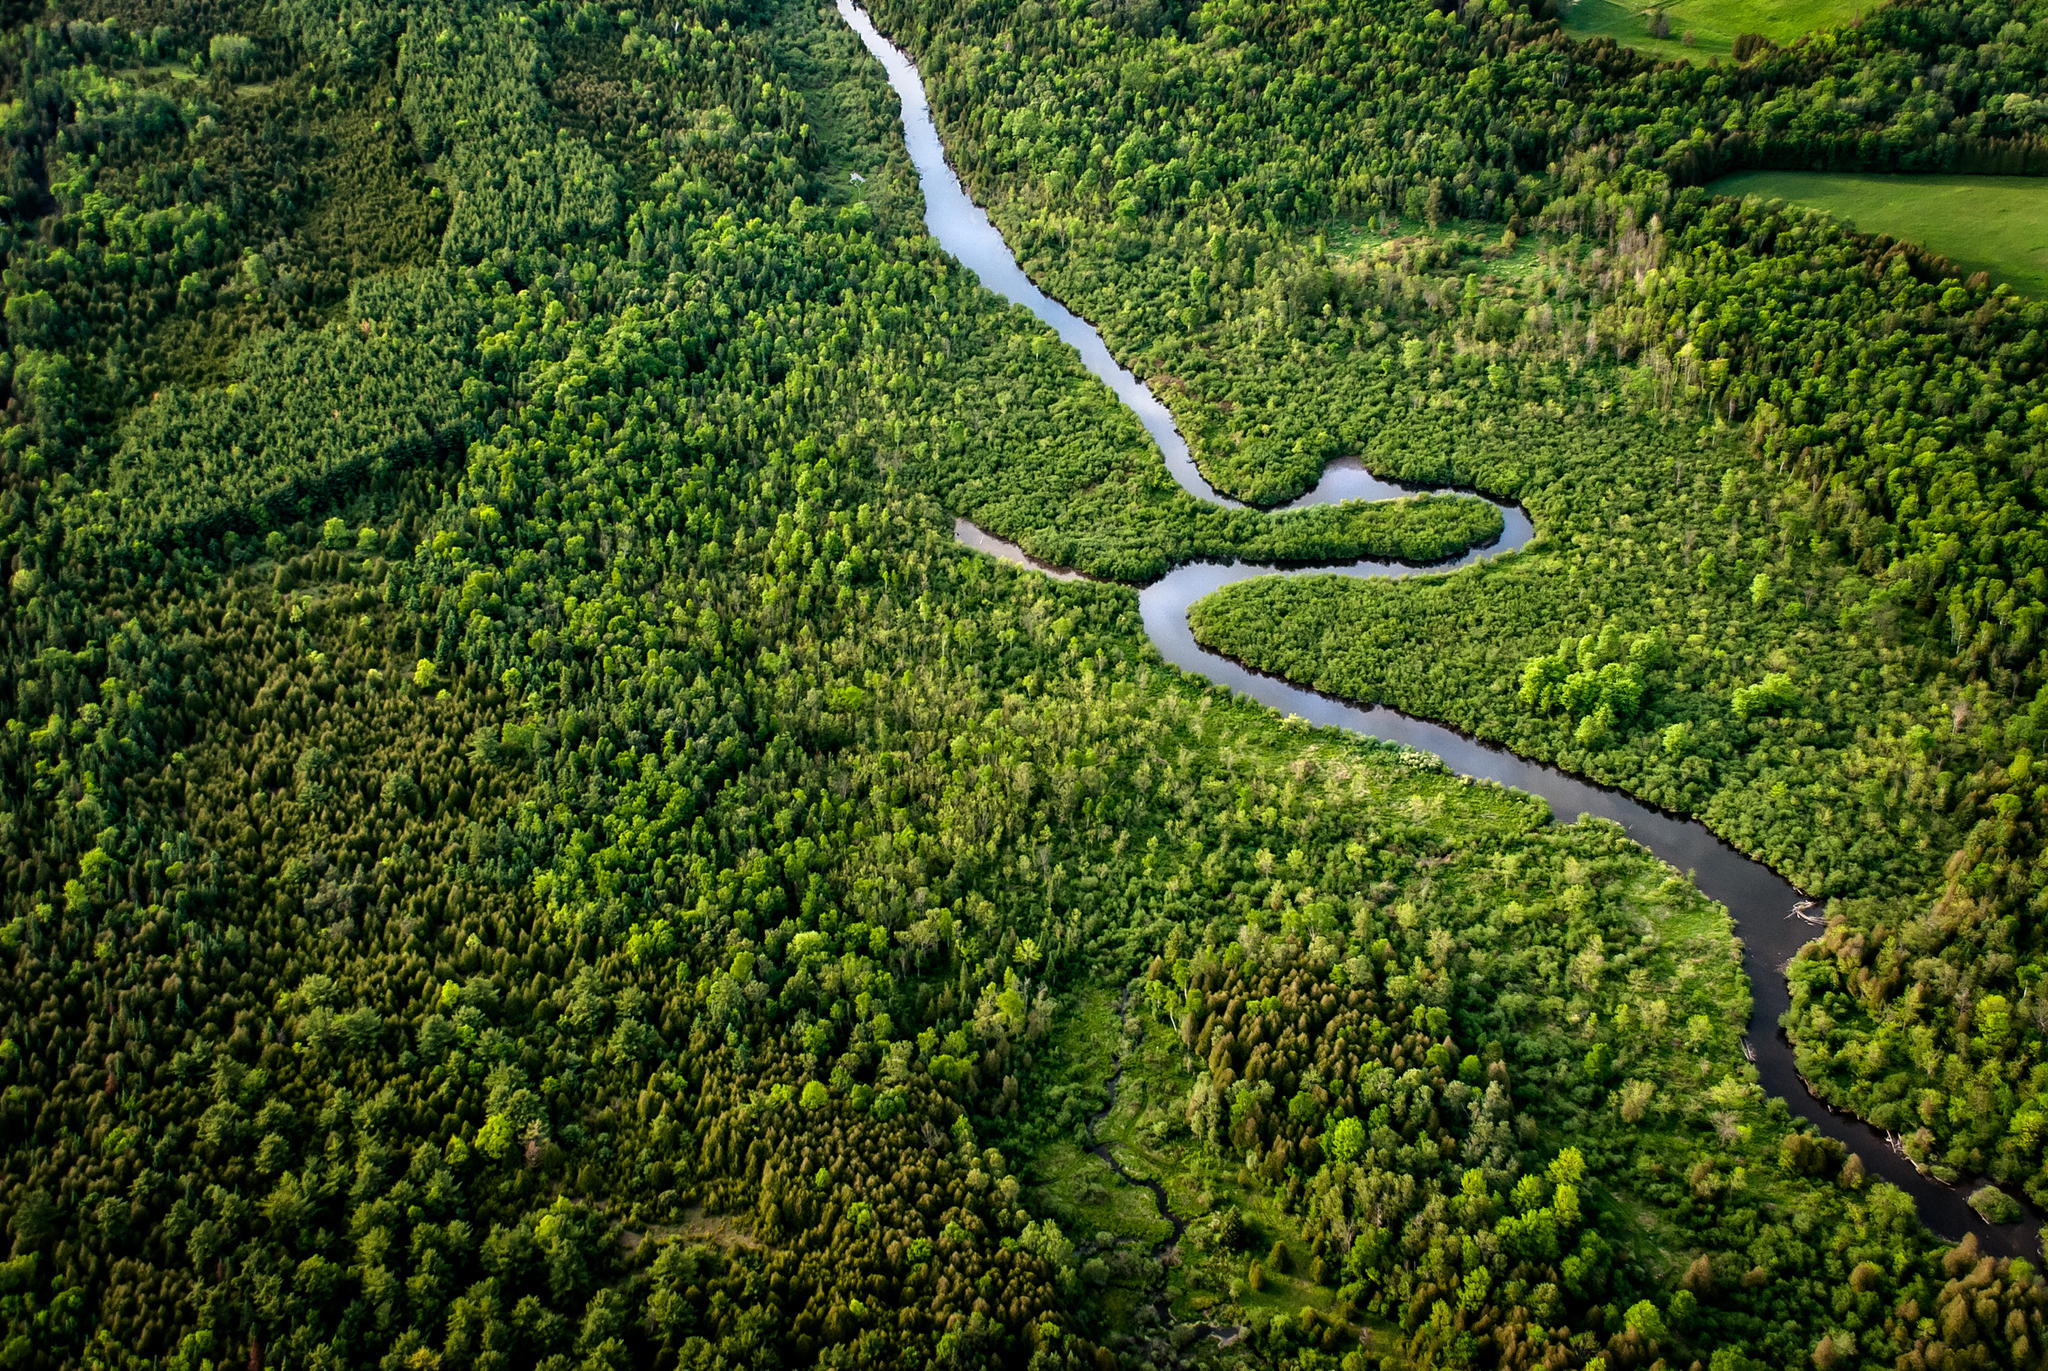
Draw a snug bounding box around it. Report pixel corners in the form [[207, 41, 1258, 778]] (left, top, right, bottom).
[[836, 0, 2037, 1257]]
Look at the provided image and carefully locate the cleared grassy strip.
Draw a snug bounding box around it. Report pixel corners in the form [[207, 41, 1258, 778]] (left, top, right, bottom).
[[1559, 0, 1869, 62], [1710, 171, 2048, 295]]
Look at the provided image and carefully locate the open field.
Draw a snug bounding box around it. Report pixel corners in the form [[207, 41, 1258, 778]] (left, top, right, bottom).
[[1710, 171, 2048, 295], [1560, 0, 1868, 61]]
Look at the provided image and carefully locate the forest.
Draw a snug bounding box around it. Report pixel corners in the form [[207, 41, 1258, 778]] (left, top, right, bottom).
[[1, 0, 2046, 1368], [865, 0, 2048, 1219]]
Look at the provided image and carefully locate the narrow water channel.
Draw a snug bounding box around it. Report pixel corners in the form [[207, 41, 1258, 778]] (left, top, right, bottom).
[[836, 0, 2038, 1257]]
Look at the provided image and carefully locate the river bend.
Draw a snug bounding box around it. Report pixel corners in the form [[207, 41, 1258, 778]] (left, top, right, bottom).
[[835, 0, 2036, 1257]]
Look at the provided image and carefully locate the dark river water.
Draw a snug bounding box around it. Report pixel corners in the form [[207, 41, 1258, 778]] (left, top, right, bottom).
[[837, 0, 2037, 1257]]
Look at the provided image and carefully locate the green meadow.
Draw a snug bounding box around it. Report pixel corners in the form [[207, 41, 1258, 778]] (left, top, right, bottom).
[[1560, 0, 1869, 61], [1711, 171, 2048, 295]]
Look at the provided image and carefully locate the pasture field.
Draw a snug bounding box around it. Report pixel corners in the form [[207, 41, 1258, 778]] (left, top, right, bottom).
[[1560, 0, 1869, 61], [1710, 171, 2048, 295]]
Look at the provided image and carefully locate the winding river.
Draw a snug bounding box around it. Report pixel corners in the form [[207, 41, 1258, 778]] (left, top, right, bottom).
[[836, 0, 2038, 1258]]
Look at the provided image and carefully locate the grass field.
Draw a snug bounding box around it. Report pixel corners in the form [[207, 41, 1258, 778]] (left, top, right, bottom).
[[1709, 171, 2048, 295], [1559, 0, 1868, 61]]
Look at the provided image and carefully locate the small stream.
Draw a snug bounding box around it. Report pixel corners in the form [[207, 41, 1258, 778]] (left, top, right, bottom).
[[836, 0, 2039, 1258], [1084, 987, 1246, 1348], [1084, 990, 1183, 1260]]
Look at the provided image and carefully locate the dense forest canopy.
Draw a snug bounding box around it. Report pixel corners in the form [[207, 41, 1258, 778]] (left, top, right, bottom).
[[1, 0, 2046, 1368]]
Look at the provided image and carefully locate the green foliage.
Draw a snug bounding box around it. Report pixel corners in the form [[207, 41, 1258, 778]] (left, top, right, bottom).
[[1972, 1185, 2027, 1224], [4, 0, 2048, 1366], [1518, 627, 1669, 727], [1321, 1115, 1364, 1166]]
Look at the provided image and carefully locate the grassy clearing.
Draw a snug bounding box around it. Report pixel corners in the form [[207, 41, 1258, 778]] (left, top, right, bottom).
[[1709, 171, 2048, 296], [1021, 987, 1163, 1243], [1014, 986, 1171, 1328], [1089, 1010, 1353, 1334], [111, 62, 199, 85], [1020, 977, 1352, 1340], [1559, 0, 1869, 62], [1322, 218, 1539, 280], [1027, 1140, 1174, 1247]]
